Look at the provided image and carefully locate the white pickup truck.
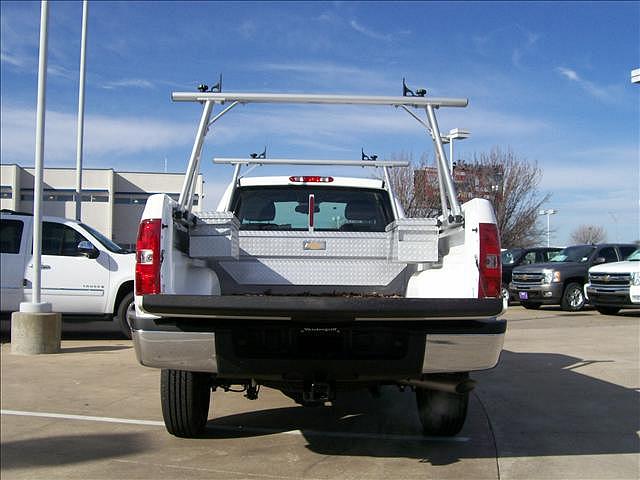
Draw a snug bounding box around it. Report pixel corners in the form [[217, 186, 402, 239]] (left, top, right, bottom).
[[585, 248, 640, 314], [0, 210, 135, 337], [131, 88, 506, 438]]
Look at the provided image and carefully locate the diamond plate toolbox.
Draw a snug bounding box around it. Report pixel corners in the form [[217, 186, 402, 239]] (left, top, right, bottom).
[[386, 218, 439, 263], [189, 211, 240, 259]]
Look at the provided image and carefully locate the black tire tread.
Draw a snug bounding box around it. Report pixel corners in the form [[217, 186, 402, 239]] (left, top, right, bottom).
[[116, 291, 134, 339], [161, 369, 210, 437], [416, 387, 468, 436]]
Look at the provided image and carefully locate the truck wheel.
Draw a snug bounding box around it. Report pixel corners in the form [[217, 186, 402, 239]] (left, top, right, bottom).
[[596, 306, 620, 315], [161, 369, 211, 438], [116, 292, 134, 339], [561, 283, 585, 311], [521, 301, 541, 310], [501, 286, 510, 303], [416, 387, 469, 436]]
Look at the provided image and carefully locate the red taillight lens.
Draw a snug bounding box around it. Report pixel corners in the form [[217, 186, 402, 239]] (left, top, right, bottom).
[[289, 176, 334, 183], [135, 218, 162, 295], [478, 222, 501, 298]]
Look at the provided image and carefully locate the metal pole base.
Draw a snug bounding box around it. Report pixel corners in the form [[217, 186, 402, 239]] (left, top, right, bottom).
[[11, 311, 62, 355]]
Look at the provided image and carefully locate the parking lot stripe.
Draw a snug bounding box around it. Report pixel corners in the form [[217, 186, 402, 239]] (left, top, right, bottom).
[[1, 409, 165, 426], [0, 409, 469, 442]]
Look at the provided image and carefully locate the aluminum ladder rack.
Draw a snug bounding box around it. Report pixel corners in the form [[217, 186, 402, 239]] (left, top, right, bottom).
[[173, 90, 468, 227]]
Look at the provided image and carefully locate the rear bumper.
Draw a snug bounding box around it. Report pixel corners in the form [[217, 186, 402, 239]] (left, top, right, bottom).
[[131, 300, 506, 379]]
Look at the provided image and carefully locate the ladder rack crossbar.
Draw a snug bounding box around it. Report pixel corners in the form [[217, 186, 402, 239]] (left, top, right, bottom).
[[172, 92, 468, 108], [213, 158, 410, 168]]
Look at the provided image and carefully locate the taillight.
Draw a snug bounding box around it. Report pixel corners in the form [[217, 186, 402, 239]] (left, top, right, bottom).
[[478, 222, 501, 298], [289, 176, 333, 183], [135, 218, 162, 295]]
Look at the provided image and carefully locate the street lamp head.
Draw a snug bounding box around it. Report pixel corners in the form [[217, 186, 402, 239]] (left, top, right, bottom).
[[539, 209, 557, 215], [448, 128, 470, 139]]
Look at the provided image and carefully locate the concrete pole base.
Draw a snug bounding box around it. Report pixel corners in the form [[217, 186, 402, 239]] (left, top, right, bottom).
[[11, 311, 62, 355]]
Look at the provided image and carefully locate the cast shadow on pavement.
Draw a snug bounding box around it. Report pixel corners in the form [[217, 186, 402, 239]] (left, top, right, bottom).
[[199, 349, 639, 465], [1, 432, 148, 470]]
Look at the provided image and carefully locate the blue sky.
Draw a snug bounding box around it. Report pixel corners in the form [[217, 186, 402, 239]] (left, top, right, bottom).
[[1, 1, 638, 245]]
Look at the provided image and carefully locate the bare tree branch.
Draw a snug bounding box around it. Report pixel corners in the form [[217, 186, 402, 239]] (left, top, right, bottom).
[[385, 146, 550, 248], [570, 224, 607, 244]]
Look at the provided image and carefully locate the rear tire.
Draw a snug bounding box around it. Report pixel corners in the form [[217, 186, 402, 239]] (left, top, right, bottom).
[[116, 291, 134, 339], [521, 301, 542, 310], [416, 386, 469, 436], [561, 282, 586, 311], [596, 306, 620, 315], [161, 369, 211, 437]]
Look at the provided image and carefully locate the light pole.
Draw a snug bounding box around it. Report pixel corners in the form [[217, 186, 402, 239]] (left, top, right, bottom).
[[74, 0, 89, 221], [539, 209, 557, 247], [440, 128, 470, 173]]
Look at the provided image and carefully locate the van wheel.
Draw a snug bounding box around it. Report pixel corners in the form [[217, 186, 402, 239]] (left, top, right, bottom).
[[116, 292, 134, 339], [521, 301, 541, 310], [561, 283, 585, 311], [596, 306, 620, 315], [161, 369, 211, 438], [416, 387, 468, 436]]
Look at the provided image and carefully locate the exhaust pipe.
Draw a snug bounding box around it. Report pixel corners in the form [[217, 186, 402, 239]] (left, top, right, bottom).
[[401, 377, 476, 394]]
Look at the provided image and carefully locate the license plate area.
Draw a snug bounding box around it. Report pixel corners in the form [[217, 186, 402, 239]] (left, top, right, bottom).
[[519, 291, 529, 300]]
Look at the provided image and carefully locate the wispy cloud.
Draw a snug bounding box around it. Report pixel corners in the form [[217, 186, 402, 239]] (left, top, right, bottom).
[[473, 24, 540, 68], [47, 64, 77, 80], [0, 50, 30, 68], [238, 20, 257, 40], [555, 67, 618, 103], [349, 20, 392, 41], [259, 61, 397, 92], [0, 105, 194, 164], [100, 78, 155, 90]]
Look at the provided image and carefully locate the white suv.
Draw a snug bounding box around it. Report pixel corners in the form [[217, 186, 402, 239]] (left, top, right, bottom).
[[0, 210, 135, 337], [585, 248, 640, 315]]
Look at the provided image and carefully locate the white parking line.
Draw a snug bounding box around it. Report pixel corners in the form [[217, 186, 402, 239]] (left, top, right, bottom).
[[1, 409, 164, 426], [0, 409, 469, 442]]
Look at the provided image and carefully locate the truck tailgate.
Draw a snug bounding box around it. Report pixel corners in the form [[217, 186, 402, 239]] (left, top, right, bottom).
[[142, 294, 503, 321]]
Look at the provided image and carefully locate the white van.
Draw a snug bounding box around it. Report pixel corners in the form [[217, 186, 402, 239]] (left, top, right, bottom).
[[0, 210, 135, 337]]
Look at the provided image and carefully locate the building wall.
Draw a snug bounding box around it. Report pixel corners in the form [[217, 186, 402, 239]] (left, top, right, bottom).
[[0, 164, 203, 249], [0, 165, 20, 211]]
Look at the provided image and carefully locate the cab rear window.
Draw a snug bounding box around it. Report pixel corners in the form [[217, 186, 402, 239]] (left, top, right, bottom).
[[231, 186, 393, 232]]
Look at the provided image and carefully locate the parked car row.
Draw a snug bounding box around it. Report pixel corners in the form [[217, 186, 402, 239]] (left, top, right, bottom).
[[0, 210, 135, 337], [503, 243, 638, 314]]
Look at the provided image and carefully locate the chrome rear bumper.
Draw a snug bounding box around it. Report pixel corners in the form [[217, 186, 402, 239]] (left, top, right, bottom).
[[132, 330, 218, 372], [133, 328, 504, 375]]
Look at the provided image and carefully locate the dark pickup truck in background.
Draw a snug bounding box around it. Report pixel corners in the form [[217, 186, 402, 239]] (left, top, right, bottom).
[[509, 243, 637, 311], [501, 247, 563, 301]]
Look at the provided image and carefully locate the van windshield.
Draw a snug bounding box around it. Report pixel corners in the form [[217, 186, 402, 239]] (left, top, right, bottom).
[[231, 186, 393, 232]]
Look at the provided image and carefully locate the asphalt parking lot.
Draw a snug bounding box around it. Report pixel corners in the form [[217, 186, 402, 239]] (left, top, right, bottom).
[[1, 306, 638, 480]]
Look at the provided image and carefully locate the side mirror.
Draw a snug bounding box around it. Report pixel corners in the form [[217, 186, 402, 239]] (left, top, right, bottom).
[[593, 256, 606, 265], [78, 240, 99, 259]]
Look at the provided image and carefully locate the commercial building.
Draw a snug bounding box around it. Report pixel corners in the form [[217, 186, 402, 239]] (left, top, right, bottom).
[[0, 164, 204, 249]]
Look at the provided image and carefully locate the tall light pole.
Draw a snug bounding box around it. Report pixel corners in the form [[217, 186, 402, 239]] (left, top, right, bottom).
[[440, 128, 470, 173], [74, 0, 88, 221], [12, 0, 61, 356], [539, 209, 557, 247]]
